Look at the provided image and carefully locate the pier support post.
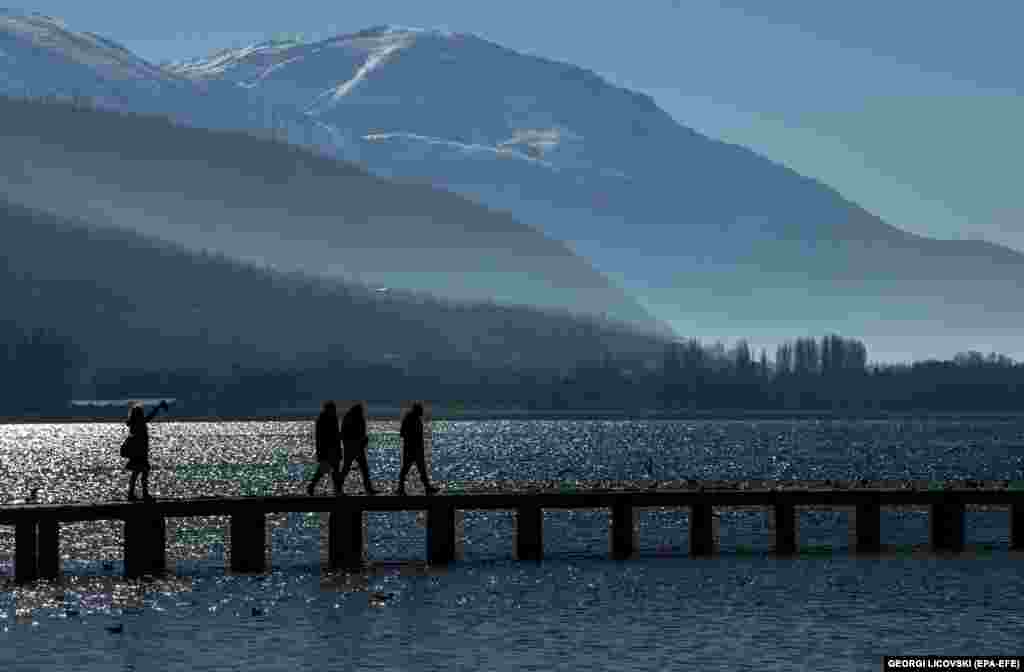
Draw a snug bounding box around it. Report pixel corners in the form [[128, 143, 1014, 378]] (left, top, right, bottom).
[[854, 502, 882, 554], [930, 499, 964, 553], [15, 520, 37, 584], [516, 505, 543, 561], [690, 503, 716, 557], [329, 506, 363, 570], [772, 501, 798, 556], [610, 497, 636, 560], [427, 503, 456, 565], [230, 511, 267, 573], [124, 511, 166, 578], [1012, 503, 1024, 552], [37, 518, 60, 580]]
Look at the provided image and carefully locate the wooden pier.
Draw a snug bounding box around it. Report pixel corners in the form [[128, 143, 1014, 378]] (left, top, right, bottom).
[[2, 488, 1022, 583]]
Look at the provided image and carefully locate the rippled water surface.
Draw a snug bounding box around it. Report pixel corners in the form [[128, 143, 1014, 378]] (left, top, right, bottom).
[[2, 418, 1023, 671]]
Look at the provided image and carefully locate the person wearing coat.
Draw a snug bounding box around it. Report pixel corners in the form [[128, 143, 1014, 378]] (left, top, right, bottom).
[[307, 400, 344, 495], [123, 400, 168, 501], [395, 402, 439, 495], [337, 403, 378, 495]]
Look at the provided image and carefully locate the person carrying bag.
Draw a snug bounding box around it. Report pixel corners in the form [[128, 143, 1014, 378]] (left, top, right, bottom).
[[121, 400, 169, 501]]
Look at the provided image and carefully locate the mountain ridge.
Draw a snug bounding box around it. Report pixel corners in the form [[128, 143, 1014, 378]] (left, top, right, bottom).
[[163, 23, 1024, 360], [1, 193, 670, 378], [0, 94, 672, 337], [3, 13, 1023, 359]]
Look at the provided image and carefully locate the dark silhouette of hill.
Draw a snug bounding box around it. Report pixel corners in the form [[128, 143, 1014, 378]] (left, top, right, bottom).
[[0, 195, 670, 383], [0, 94, 672, 339]]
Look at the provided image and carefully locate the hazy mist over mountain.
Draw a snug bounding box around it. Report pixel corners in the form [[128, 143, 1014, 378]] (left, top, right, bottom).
[[2, 10, 1023, 362], [1, 193, 669, 378], [0, 96, 670, 338]]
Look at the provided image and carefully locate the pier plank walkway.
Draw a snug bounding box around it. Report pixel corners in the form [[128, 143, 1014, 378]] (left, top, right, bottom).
[[2, 487, 1022, 583]]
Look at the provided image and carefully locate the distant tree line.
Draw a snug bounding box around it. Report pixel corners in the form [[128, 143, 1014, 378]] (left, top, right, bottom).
[[654, 335, 1022, 412], [61, 333, 1024, 416], [4, 319, 1023, 416]]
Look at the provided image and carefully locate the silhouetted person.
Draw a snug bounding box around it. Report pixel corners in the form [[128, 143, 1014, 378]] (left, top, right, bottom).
[[395, 402, 439, 495], [338, 403, 378, 495], [307, 400, 343, 496], [123, 400, 168, 501]]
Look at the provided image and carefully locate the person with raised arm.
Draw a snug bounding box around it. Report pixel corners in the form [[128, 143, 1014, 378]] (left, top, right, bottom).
[[122, 400, 169, 501]]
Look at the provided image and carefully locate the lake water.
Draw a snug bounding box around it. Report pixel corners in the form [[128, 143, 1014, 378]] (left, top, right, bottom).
[[2, 418, 1023, 671]]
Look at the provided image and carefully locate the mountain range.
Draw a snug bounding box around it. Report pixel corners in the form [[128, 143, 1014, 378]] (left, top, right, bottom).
[[1, 193, 667, 382], [0, 94, 669, 337], [3, 10, 1023, 361]]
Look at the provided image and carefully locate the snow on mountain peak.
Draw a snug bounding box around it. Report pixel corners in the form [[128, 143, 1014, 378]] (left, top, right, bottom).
[[0, 9, 179, 84], [3, 11, 658, 182], [170, 23, 458, 73], [1, 8, 64, 26], [363, 131, 559, 168], [160, 23, 661, 177], [319, 35, 413, 105], [498, 128, 582, 158], [352, 24, 457, 39]]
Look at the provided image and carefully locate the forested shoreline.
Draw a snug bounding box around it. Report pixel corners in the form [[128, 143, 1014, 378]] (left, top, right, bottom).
[[3, 324, 1021, 417]]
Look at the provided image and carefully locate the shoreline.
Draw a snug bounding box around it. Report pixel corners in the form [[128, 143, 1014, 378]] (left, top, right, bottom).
[[5, 409, 1024, 424]]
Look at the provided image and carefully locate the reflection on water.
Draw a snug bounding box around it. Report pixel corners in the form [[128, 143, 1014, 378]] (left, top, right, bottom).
[[1, 418, 1024, 670], [3, 555, 1023, 671]]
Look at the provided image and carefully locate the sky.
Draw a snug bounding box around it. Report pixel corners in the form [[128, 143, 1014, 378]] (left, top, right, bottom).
[[16, 1, 1024, 252]]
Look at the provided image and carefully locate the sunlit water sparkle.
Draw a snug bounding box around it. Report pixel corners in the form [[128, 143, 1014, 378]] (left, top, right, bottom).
[[2, 418, 1023, 670]]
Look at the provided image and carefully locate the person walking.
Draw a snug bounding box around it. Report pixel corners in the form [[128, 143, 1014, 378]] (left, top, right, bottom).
[[395, 402, 439, 495], [307, 401, 343, 496], [338, 403, 378, 495], [122, 400, 169, 501]]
